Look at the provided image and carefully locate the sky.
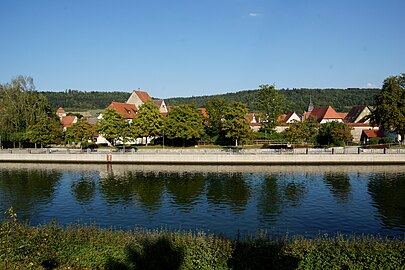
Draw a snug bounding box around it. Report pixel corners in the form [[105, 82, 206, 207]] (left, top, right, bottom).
[[1, 0, 404, 98]]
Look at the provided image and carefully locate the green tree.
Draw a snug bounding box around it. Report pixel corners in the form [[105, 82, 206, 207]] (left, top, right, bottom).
[[221, 102, 252, 146], [65, 119, 95, 145], [316, 121, 353, 146], [131, 101, 163, 146], [0, 76, 54, 147], [372, 74, 405, 143], [255, 84, 287, 132], [96, 109, 129, 146], [164, 104, 205, 146], [283, 116, 318, 144], [206, 97, 228, 135], [25, 117, 63, 148]]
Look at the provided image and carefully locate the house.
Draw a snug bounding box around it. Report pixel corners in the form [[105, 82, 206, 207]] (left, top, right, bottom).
[[126, 90, 168, 114], [55, 107, 77, 131], [60, 116, 77, 131], [275, 112, 301, 133], [344, 105, 372, 124], [281, 112, 301, 124], [345, 105, 378, 142], [105, 102, 138, 123], [246, 113, 263, 132], [361, 130, 385, 144], [56, 107, 67, 118], [306, 106, 344, 123]]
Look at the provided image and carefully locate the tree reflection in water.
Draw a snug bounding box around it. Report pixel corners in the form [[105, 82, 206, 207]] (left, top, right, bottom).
[[323, 173, 351, 204], [258, 173, 307, 222], [71, 172, 97, 204], [206, 172, 250, 212], [368, 172, 405, 229], [165, 172, 205, 211], [0, 168, 61, 221], [99, 170, 165, 211]]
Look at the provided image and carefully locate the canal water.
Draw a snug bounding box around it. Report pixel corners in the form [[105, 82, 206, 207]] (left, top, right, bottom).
[[0, 163, 404, 238]]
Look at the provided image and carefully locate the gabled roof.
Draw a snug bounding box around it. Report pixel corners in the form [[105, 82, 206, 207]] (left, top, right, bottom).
[[309, 106, 343, 122], [56, 107, 66, 114], [153, 100, 163, 106], [134, 90, 152, 103], [60, 116, 77, 128], [107, 102, 138, 119], [362, 129, 384, 138], [344, 105, 369, 123]]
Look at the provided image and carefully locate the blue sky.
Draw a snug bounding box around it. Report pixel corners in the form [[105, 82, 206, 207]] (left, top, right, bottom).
[[1, 0, 404, 98]]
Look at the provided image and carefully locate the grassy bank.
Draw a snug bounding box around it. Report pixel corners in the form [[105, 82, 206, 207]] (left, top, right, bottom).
[[1, 212, 404, 269]]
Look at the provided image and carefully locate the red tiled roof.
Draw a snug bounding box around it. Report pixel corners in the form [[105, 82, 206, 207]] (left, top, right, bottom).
[[362, 130, 385, 138], [60, 116, 76, 128], [56, 107, 66, 114], [277, 114, 287, 123], [107, 102, 138, 119], [310, 106, 343, 122], [338, 113, 348, 119], [198, 108, 209, 118], [134, 90, 152, 103]]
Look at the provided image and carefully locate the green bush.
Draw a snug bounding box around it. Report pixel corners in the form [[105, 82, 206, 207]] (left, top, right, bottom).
[[1, 210, 404, 270]]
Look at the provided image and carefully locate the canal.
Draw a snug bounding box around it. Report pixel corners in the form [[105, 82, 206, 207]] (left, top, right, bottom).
[[0, 163, 404, 238]]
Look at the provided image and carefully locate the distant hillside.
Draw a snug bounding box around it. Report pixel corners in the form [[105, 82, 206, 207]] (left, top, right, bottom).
[[41, 89, 131, 111], [42, 88, 381, 113], [165, 88, 381, 113]]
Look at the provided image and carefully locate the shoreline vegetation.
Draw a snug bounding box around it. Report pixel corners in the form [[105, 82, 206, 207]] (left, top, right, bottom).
[[1, 209, 404, 270]]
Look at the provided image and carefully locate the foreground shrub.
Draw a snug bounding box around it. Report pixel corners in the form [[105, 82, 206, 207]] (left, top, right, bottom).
[[1, 209, 404, 269]]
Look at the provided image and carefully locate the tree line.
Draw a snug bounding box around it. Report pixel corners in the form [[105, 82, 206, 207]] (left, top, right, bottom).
[[0, 75, 403, 148], [39, 87, 380, 113]]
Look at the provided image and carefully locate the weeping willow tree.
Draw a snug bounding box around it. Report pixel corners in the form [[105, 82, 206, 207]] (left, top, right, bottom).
[[0, 76, 55, 148]]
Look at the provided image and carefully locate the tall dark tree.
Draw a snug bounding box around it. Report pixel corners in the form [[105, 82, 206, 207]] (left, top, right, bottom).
[[164, 104, 205, 146], [372, 74, 405, 143], [96, 109, 129, 146], [316, 121, 353, 146], [131, 101, 163, 146], [282, 116, 318, 144], [206, 97, 228, 135], [0, 76, 54, 147], [25, 117, 63, 148], [65, 119, 95, 145], [221, 102, 252, 146], [255, 84, 287, 133]]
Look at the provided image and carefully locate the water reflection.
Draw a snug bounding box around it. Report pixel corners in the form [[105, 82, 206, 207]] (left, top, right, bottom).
[[165, 172, 205, 211], [0, 168, 61, 220], [368, 172, 405, 229], [71, 172, 97, 204], [258, 173, 307, 221], [206, 172, 250, 212], [0, 163, 404, 237], [323, 173, 351, 204]]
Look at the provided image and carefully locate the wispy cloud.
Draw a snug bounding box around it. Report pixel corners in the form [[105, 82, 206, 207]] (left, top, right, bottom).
[[249, 12, 260, 17], [367, 82, 376, 88]]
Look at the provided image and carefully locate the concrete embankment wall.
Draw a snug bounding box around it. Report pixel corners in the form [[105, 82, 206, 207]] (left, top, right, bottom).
[[1, 152, 405, 165]]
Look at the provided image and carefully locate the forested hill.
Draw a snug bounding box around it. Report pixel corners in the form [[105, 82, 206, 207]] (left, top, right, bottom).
[[41, 90, 131, 111], [41, 88, 380, 113], [165, 88, 380, 113]]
